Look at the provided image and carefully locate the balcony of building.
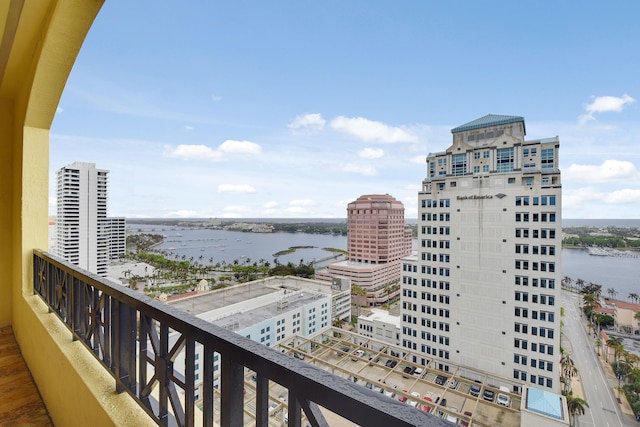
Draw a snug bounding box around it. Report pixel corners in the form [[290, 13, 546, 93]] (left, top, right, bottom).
[[0, 1, 446, 426]]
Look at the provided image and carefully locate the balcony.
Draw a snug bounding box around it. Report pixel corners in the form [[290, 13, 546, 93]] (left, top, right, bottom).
[[30, 250, 444, 426]]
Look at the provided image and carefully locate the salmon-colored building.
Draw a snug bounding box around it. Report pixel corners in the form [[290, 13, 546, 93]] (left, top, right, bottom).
[[316, 194, 413, 306]]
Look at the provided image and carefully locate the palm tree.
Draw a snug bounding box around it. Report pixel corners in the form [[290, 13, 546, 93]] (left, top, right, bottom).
[[607, 336, 624, 364], [566, 393, 589, 427], [562, 276, 573, 291], [560, 352, 578, 396], [595, 338, 602, 356], [630, 292, 639, 304], [575, 278, 585, 293], [607, 287, 618, 300]]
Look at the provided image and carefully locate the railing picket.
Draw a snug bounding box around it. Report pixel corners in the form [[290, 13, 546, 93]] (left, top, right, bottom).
[[220, 354, 244, 426], [254, 372, 269, 427]]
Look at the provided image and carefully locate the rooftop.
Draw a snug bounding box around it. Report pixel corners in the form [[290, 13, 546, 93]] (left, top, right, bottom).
[[451, 114, 525, 134]]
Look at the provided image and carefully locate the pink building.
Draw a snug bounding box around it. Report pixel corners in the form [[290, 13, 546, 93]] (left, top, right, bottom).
[[316, 194, 413, 306]]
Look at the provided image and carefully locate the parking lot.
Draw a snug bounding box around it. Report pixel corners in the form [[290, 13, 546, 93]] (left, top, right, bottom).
[[233, 328, 521, 426]]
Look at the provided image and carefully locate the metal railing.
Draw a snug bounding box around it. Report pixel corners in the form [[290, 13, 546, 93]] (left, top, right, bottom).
[[33, 250, 447, 427]]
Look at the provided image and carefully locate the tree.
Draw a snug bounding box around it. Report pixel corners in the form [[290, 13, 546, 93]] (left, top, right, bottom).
[[595, 338, 602, 356], [629, 292, 639, 304], [351, 283, 367, 318], [566, 393, 589, 427], [607, 287, 618, 300], [560, 352, 578, 396], [608, 336, 624, 364]]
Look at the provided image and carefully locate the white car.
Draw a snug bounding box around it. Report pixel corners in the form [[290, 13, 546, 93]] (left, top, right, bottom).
[[407, 391, 421, 407], [497, 393, 511, 407], [446, 407, 459, 423]]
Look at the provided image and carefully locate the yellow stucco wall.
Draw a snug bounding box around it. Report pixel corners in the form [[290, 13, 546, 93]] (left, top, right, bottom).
[[2, 1, 155, 425]]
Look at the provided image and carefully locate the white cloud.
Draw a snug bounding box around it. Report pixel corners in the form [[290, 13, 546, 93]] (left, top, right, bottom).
[[56, 106, 63, 114], [211, 94, 222, 101], [579, 94, 635, 123], [218, 140, 262, 155], [289, 199, 315, 206], [223, 205, 250, 212], [564, 160, 640, 183], [288, 113, 326, 130], [264, 201, 279, 209], [603, 189, 640, 204], [330, 116, 418, 143], [336, 163, 378, 176], [184, 125, 194, 131], [165, 209, 199, 218], [410, 155, 426, 164], [163, 144, 224, 161], [217, 184, 256, 193], [358, 148, 384, 159]]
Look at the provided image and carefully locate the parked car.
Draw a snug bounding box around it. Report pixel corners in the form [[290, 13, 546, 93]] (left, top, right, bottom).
[[385, 359, 397, 368], [407, 392, 421, 408], [413, 367, 423, 377], [446, 407, 459, 423], [483, 389, 495, 402], [435, 375, 448, 385], [460, 411, 473, 427], [351, 349, 365, 361], [469, 385, 481, 397], [402, 366, 416, 377], [448, 378, 459, 389], [293, 352, 305, 360], [497, 392, 511, 407]]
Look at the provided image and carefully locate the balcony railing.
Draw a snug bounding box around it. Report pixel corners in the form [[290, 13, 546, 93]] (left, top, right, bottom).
[[33, 250, 445, 427]]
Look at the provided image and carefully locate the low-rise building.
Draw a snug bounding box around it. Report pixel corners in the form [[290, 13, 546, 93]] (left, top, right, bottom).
[[357, 308, 400, 351]]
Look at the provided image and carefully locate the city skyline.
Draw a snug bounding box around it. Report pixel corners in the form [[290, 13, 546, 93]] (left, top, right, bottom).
[[49, 1, 640, 219]]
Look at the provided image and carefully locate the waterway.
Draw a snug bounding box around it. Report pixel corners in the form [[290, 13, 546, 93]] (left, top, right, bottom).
[[130, 223, 640, 298]]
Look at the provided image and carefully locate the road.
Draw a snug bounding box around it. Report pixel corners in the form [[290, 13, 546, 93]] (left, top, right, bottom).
[[562, 291, 635, 427]]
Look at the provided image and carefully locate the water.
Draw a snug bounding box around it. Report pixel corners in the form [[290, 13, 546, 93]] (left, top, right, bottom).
[[130, 220, 640, 298], [131, 224, 348, 267], [561, 248, 640, 298]]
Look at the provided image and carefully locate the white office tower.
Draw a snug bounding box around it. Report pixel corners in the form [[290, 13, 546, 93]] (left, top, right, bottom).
[[55, 162, 123, 276], [402, 115, 561, 393]]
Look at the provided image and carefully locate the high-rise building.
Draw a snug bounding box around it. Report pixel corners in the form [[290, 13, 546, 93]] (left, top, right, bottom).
[[54, 162, 125, 276], [316, 194, 413, 306], [401, 115, 561, 394]]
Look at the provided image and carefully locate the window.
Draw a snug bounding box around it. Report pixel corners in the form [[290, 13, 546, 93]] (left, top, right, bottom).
[[541, 148, 554, 170], [452, 153, 467, 176], [497, 147, 514, 173]]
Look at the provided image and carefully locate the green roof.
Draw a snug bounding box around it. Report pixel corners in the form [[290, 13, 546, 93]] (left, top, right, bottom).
[[451, 114, 525, 134]]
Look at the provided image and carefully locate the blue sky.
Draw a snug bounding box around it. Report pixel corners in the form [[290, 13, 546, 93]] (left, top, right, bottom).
[[50, 1, 640, 219]]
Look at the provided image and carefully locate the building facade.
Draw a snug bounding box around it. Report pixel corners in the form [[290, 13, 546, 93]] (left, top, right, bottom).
[[401, 115, 562, 393], [316, 194, 413, 306], [54, 162, 125, 276]]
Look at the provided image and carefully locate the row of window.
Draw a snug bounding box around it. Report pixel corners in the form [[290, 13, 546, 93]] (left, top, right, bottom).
[[423, 266, 450, 276], [423, 227, 451, 236], [515, 277, 556, 288], [515, 195, 557, 206], [514, 370, 554, 388], [422, 199, 451, 208], [421, 213, 451, 222], [515, 228, 557, 239], [515, 212, 557, 222], [422, 253, 451, 263], [515, 260, 556, 272], [514, 323, 555, 338], [514, 307, 556, 322], [514, 354, 553, 372], [515, 244, 556, 255], [515, 292, 556, 306], [421, 240, 450, 249], [514, 338, 554, 355]]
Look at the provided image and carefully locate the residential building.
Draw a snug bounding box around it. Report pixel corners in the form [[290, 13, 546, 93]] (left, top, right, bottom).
[[54, 161, 125, 276], [316, 194, 413, 306], [402, 114, 562, 394]]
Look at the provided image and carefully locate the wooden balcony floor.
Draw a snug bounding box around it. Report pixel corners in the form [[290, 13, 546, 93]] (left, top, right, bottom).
[[0, 326, 53, 426]]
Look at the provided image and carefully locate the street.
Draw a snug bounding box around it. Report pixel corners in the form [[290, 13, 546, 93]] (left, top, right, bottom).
[[562, 291, 635, 426]]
